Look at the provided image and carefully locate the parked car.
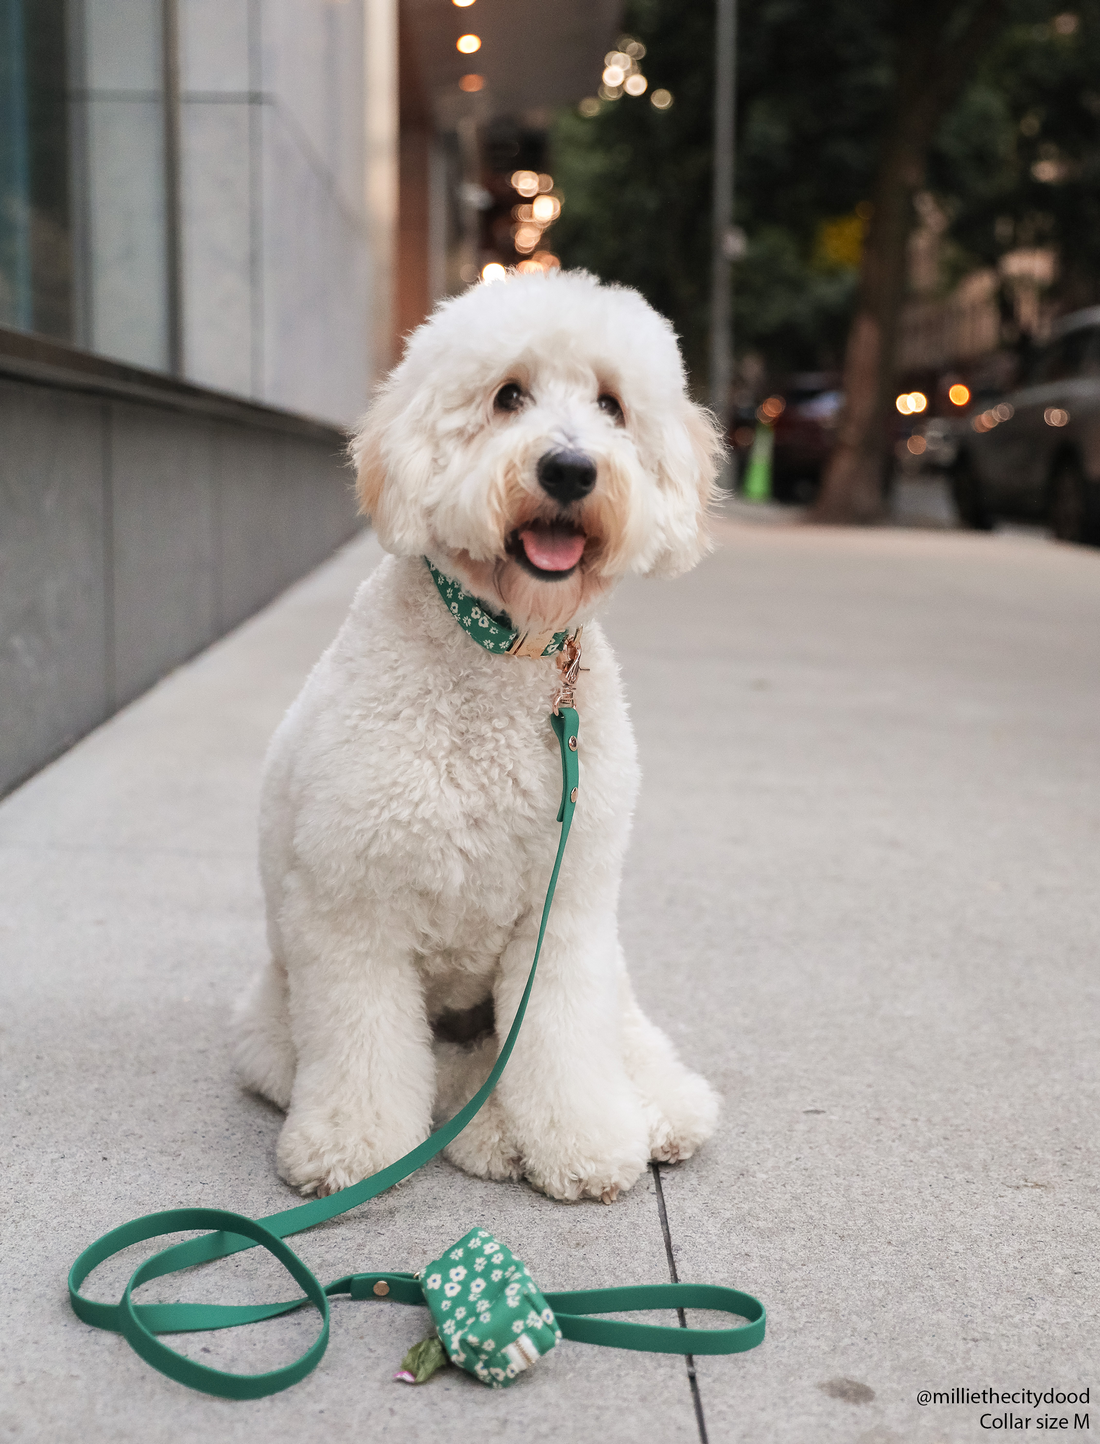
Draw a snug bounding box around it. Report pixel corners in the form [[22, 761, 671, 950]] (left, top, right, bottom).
[[949, 307, 1100, 544], [728, 375, 843, 503]]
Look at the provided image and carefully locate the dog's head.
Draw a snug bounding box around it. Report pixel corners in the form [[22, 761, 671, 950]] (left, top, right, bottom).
[[352, 269, 723, 632]]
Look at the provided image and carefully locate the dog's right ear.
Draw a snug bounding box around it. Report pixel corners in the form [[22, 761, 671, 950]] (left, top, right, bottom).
[[350, 395, 432, 556]]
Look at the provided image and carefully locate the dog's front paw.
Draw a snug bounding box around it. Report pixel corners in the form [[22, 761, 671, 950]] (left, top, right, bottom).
[[521, 1112, 649, 1204], [443, 1095, 524, 1183], [643, 1069, 720, 1165], [276, 1112, 428, 1197]]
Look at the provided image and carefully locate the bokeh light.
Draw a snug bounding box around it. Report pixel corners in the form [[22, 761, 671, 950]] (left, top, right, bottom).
[[906, 435, 927, 455], [459, 74, 484, 92], [602, 64, 625, 87], [624, 74, 647, 96], [578, 97, 600, 117], [516, 252, 561, 274], [948, 383, 971, 407], [452, 0, 475, 6], [758, 395, 786, 421], [510, 170, 540, 197], [513, 223, 542, 253], [895, 391, 928, 415], [456, 34, 481, 53], [651, 89, 673, 110], [480, 263, 506, 284]]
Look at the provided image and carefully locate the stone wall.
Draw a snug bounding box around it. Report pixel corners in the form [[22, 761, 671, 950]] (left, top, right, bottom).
[[0, 328, 361, 797]]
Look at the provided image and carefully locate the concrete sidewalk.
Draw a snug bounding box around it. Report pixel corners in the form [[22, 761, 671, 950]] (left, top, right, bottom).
[[2, 517, 1097, 1444]]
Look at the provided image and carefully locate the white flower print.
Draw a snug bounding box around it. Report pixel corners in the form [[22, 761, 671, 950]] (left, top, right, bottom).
[[443, 1282, 460, 1297], [449, 1266, 467, 1282], [491, 1269, 503, 1282], [541, 1308, 555, 1325], [425, 1273, 442, 1290], [482, 1240, 496, 1253], [441, 1300, 451, 1310], [442, 1319, 457, 1336], [475, 1298, 490, 1313], [512, 1320, 525, 1334], [469, 1278, 486, 1296], [454, 1306, 466, 1320], [449, 1249, 465, 1261], [526, 1310, 541, 1329], [493, 1253, 504, 1264]]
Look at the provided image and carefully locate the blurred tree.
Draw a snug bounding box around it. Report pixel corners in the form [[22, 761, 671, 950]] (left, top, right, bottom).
[[551, 0, 1093, 515], [930, 4, 1100, 315], [815, 0, 1010, 522], [550, 0, 900, 385]]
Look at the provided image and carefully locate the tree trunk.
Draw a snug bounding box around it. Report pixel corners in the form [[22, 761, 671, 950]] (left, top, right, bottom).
[[813, 0, 1009, 524]]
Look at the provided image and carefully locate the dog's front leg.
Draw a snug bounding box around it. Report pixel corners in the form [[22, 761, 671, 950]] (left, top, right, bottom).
[[494, 906, 650, 1203], [275, 893, 434, 1198]]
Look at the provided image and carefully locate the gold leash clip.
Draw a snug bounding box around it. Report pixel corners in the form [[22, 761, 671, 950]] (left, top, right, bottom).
[[552, 628, 583, 713]]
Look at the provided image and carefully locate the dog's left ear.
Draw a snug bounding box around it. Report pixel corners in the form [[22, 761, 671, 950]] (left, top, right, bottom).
[[350, 389, 433, 556], [646, 400, 725, 578]]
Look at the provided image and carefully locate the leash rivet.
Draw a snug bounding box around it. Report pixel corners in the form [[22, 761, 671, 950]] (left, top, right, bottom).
[[373, 1280, 390, 1296], [568, 736, 577, 751], [570, 787, 578, 803]]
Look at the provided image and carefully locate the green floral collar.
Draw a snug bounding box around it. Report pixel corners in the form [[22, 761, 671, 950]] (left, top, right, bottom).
[[424, 557, 574, 659]]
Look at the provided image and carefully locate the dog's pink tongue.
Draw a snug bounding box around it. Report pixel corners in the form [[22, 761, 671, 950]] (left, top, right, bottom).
[[519, 527, 586, 572]]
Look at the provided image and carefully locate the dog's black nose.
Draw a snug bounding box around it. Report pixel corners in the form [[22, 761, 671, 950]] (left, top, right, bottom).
[[537, 449, 597, 503]]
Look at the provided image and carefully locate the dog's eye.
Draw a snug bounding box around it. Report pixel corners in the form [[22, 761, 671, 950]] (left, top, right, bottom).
[[494, 382, 525, 413], [597, 393, 624, 424]]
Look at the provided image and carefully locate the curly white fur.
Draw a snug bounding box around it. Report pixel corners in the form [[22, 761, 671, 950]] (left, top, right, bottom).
[[234, 269, 723, 1202]]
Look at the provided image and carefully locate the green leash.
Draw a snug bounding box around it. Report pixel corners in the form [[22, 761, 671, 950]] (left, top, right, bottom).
[[68, 635, 765, 1397]]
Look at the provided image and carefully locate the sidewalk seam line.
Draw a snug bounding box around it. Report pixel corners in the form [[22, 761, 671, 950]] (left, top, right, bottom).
[[651, 1161, 709, 1444]]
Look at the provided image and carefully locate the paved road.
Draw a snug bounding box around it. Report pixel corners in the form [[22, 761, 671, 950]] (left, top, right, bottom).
[[2, 514, 1097, 1443]]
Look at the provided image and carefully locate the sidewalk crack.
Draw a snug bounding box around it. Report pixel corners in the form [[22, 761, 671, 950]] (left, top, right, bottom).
[[651, 1161, 709, 1444]]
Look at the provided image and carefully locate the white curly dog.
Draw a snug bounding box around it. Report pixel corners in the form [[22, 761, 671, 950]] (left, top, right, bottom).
[[234, 269, 723, 1204]]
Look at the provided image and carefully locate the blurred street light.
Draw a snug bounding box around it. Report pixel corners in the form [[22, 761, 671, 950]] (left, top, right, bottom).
[[457, 34, 481, 53], [895, 391, 928, 415]]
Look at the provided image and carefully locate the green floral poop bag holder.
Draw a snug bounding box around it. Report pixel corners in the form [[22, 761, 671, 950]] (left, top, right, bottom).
[[68, 570, 766, 1399]]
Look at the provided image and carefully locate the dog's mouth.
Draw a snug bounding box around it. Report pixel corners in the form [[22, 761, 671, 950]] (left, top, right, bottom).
[[506, 520, 588, 580]]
